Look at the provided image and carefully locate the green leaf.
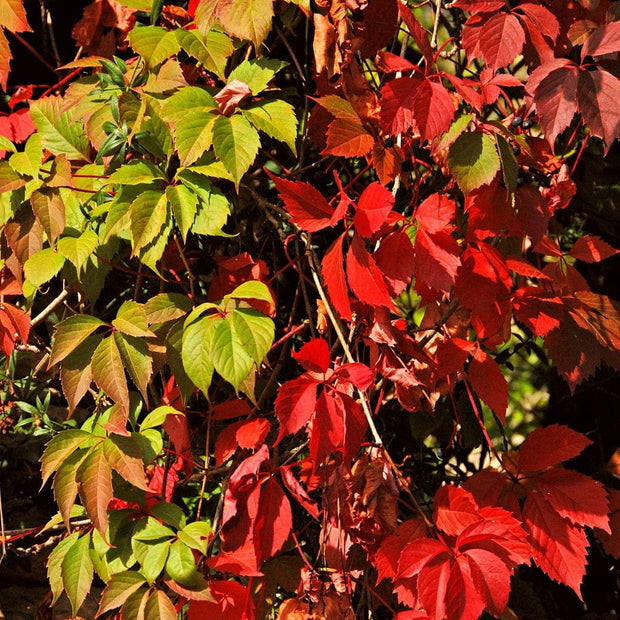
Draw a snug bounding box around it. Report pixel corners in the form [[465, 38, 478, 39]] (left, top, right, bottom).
[[91, 336, 130, 411], [41, 429, 92, 487], [61, 335, 100, 415], [212, 114, 261, 187], [160, 86, 218, 122], [61, 532, 94, 616], [216, 0, 275, 46], [171, 109, 218, 167], [113, 301, 152, 338], [115, 0, 151, 8], [177, 521, 211, 554], [227, 59, 287, 95], [166, 320, 196, 403], [137, 206, 173, 274], [47, 531, 80, 605], [29, 96, 90, 161], [224, 280, 275, 306], [103, 434, 148, 490], [140, 405, 183, 431], [175, 29, 233, 79], [228, 308, 274, 368], [150, 502, 186, 529], [133, 517, 177, 542], [121, 586, 150, 620], [129, 190, 169, 254], [447, 131, 500, 194], [107, 160, 166, 186], [24, 248, 66, 287], [9, 133, 42, 178], [54, 449, 89, 530], [128, 26, 180, 69], [114, 332, 153, 403], [133, 539, 171, 584], [191, 184, 231, 237], [144, 293, 192, 325], [50, 315, 105, 367], [57, 230, 99, 273], [77, 444, 114, 535], [0, 135, 16, 153], [494, 133, 518, 193], [97, 570, 147, 616], [242, 99, 298, 154], [166, 184, 198, 241], [182, 315, 215, 397], [30, 188, 66, 243], [210, 318, 254, 390], [144, 590, 178, 620], [166, 539, 198, 586], [182, 156, 234, 182]]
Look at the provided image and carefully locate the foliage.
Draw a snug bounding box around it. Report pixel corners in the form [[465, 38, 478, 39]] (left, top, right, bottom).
[[0, 0, 619, 618]]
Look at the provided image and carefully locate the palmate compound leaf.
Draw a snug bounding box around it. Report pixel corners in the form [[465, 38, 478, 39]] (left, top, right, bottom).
[[127, 25, 180, 69]]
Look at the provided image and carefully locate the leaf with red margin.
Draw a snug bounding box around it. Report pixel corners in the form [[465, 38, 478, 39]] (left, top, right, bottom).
[[411, 80, 455, 145], [523, 492, 589, 598], [414, 229, 461, 293], [270, 175, 333, 232], [373, 230, 415, 296], [527, 60, 579, 148], [346, 234, 394, 309], [254, 477, 293, 563], [274, 377, 317, 443], [416, 193, 456, 234], [462, 12, 525, 73], [569, 235, 619, 263], [468, 348, 507, 423], [353, 182, 395, 238], [293, 338, 331, 374], [322, 233, 352, 320], [578, 68, 620, 152], [518, 424, 593, 472]]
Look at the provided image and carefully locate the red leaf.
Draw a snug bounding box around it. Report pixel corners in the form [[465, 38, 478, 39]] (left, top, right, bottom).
[[213, 398, 253, 420], [374, 50, 416, 73], [569, 235, 619, 262], [582, 20, 620, 58], [433, 485, 481, 536], [215, 421, 242, 465], [414, 229, 461, 293], [373, 230, 415, 296], [380, 77, 421, 136], [2, 302, 30, 345], [214, 79, 252, 115], [280, 465, 319, 518], [596, 488, 620, 559], [293, 338, 331, 373], [463, 548, 512, 615], [398, 538, 450, 579], [274, 377, 317, 442], [397, 3, 434, 68], [465, 177, 519, 241], [333, 362, 374, 391], [323, 117, 374, 157], [462, 12, 525, 73], [322, 234, 352, 320], [416, 193, 456, 234], [214, 419, 269, 465], [468, 349, 507, 423], [310, 390, 345, 466], [346, 234, 394, 309], [189, 580, 255, 620], [523, 492, 588, 598], [374, 519, 428, 583], [512, 287, 564, 337], [453, 0, 506, 10], [578, 68, 620, 152], [163, 412, 193, 478], [356, 0, 399, 59], [534, 467, 610, 532], [353, 182, 395, 238], [518, 424, 593, 472], [205, 542, 262, 577], [270, 175, 333, 232], [254, 477, 293, 563], [516, 3, 560, 43], [411, 79, 455, 144], [528, 60, 579, 148]]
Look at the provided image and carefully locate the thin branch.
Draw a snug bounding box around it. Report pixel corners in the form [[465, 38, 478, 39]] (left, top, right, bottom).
[[30, 288, 70, 327]]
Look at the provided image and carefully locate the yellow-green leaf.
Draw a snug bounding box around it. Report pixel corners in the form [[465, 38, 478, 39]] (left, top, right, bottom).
[[91, 336, 130, 412], [50, 314, 104, 367], [61, 532, 94, 616], [30, 188, 66, 243], [103, 435, 148, 490], [97, 570, 147, 617], [114, 331, 153, 404], [129, 190, 169, 254], [77, 444, 114, 535]]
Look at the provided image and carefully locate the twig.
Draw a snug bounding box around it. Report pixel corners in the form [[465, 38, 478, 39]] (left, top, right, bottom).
[[30, 288, 70, 327], [431, 0, 443, 49]]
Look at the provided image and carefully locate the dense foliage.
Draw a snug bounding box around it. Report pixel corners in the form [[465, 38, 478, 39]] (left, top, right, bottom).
[[0, 0, 619, 618]]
